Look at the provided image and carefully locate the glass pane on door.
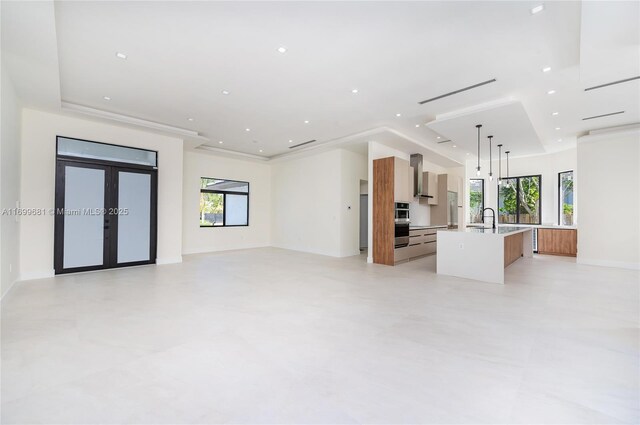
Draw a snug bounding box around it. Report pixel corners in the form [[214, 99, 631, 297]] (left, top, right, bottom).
[[63, 166, 105, 269], [117, 171, 151, 263]]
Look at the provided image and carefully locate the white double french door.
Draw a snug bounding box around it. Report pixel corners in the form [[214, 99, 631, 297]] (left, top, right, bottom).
[[54, 159, 157, 274]]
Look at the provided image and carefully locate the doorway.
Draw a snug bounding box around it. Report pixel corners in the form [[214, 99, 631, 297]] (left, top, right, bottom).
[[54, 137, 158, 274], [359, 179, 368, 251]]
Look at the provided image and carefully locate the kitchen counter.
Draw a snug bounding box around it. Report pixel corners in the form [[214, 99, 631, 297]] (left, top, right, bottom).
[[409, 225, 447, 230], [437, 226, 533, 284], [457, 226, 533, 236], [471, 223, 578, 230]]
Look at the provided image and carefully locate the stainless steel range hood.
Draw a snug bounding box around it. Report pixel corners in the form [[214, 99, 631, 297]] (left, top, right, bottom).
[[410, 153, 432, 198]]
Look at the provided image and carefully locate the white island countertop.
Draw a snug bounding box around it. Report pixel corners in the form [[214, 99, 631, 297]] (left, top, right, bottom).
[[446, 226, 534, 236], [437, 226, 534, 284]]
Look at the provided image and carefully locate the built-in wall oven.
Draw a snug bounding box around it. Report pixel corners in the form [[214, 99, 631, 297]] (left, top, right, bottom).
[[395, 202, 410, 222], [394, 202, 410, 248]]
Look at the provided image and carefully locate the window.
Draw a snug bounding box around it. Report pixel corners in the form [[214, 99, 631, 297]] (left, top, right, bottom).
[[469, 179, 484, 223], [498, 175, 541, 224], [200, 178, 249, 227], [559, 171, 574, 226]]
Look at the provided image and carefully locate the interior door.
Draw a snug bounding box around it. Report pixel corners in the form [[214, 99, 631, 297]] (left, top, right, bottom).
[[55, 161, 110, 273]]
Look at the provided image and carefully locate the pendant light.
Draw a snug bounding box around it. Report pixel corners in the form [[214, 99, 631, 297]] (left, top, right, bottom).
[[475, 124, 482, 176], [488, 135, 494, 181], [497, 144, 503, 185], [505, 151, 511, 178]]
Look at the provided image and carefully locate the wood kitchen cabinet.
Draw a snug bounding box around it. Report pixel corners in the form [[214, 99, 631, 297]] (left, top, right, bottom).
[[421, 171, 438, 205], [537, 228, 577, 257], [394, 226, 445, 264], [393, 157, 411, 203]]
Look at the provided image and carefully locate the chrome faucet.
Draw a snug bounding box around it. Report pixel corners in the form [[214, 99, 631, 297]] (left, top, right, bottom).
[[482, 207, 496, 230]]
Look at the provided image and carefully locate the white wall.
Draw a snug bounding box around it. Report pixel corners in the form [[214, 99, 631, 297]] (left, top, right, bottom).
[[19, 109, 184, 280], [465, 148, 577, 226], [272, 149, 367, 257], [1, 60, 22, 297], [182, 151, 271, 254], [577, 128, 639, 269]]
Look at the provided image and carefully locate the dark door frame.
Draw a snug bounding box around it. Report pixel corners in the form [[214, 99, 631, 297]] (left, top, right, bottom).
[[54, 158, 158, 275]]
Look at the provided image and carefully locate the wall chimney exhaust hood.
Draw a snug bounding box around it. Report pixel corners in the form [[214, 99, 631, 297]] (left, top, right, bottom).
[[410, 153, 433, 198]]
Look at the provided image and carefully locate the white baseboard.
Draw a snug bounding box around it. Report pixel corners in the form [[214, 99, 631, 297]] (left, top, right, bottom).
[[156, 256, 183, 265], [19, 270, 55, 281], [182, 244, 271, 256], [577, 258, 640, 270], [367, 256, 373, 264]]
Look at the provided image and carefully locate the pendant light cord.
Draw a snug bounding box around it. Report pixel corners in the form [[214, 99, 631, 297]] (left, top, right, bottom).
[[488, 136, 493, 176]]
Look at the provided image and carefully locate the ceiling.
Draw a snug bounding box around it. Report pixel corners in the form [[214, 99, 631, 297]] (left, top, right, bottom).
[[427, 100, 545, 159], [2, 1, 639, 162]]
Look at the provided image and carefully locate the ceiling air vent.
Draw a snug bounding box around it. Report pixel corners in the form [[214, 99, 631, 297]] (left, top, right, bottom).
[[418, 79, 497, 105], [289, 139, 317, 149], [582, 111, 625, 121], [584, 76, 639, 92], [437, 139, 452, 144]]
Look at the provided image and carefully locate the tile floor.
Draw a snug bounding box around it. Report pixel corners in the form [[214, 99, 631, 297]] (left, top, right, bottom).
[[1, 248, 638, 424]]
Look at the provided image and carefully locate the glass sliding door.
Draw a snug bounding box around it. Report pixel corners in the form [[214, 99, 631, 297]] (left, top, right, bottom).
[[498, 175, 542, 224]]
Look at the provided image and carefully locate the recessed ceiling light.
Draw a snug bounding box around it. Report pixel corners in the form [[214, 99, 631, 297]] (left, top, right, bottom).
[[466, 152, 470, 155], [437, 136, 441, 139], [351, 89, 359, 94], [530, 4, 545, 15], [415, 124, 420, 128], [222, 90, 230, 95], [188, 118, 194, 122], [557, 138, 563, 142], [245, 128, 251, 132], [555, 127, 561, 130], [547, 89, 556, 95], [552, 112, 559, 116], [218, 141, 223, 144], [277, 46, 287, 53], [304, 120, 310, 124], [452, 145, 457, 148], [396, 113, 402, 117], [259, 149, 264, 152], [542, 66, 551, 73], [288, 139, 293, 143], [103, 96, 111, 101], [115, 52, 127, 60]]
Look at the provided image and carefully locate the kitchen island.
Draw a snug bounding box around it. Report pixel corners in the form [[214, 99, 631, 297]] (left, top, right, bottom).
[[436, 226, 533, 284]]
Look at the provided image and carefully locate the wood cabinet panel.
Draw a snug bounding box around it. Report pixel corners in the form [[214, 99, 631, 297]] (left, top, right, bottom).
[[504, 232, 524, 267], [538, 229, 577, 256], [422, 172, 439, 205], [373, 157, 395, 265], [430, 174, 448, 225], [394, 157, 410, 203]]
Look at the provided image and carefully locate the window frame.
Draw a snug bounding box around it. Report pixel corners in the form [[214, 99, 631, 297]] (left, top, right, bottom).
[[498, 174, 542, 225], [558, 170, 574, 226], [199, 177, 250, 228], [468, 178, 485, 224]]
